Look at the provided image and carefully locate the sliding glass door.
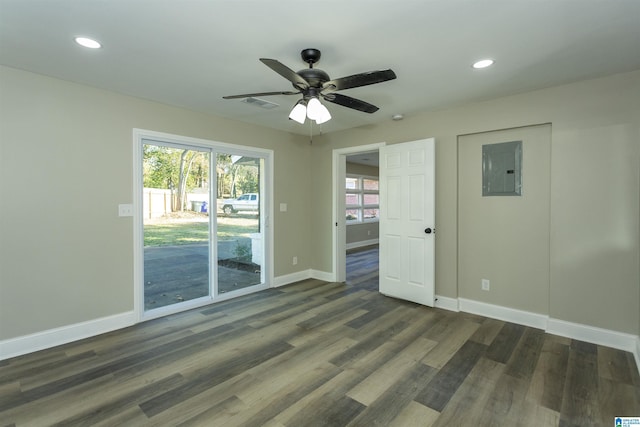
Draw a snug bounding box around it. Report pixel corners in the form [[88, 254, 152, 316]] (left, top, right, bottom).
[[138, 134, 269, 318], [216, 153, 264, 295]]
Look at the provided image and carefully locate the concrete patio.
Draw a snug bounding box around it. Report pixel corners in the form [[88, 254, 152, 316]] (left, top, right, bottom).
[[144, 239, 261, 310]]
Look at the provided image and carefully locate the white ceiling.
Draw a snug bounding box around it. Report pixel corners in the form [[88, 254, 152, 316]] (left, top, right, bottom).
[[1, 0, 639, 136], [347, 152, 380, 168]]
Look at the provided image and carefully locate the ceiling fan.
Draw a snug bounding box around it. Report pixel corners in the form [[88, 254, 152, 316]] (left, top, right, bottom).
[[223, 48, 397, 125]]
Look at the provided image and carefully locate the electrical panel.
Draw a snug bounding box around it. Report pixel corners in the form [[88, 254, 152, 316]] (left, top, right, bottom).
[[482, 140, 522, 196]]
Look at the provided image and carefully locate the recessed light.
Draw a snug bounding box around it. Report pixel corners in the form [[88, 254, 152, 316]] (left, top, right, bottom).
[[392, 114, 404, 121], [74, 37, 102, 49], [472, 59, 494, 69]]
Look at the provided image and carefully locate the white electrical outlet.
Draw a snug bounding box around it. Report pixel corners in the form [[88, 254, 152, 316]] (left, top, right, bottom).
[[482, 279, 490, 291], [118, 204, 133, 217], [292, 256, 298, 265]]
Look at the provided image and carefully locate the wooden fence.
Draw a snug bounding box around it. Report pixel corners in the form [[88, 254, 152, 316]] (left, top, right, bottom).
[[143, 188, 211, 219]]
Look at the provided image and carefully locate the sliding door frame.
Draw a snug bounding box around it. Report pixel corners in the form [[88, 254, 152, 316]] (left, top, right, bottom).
[[133, 129, 274, 322]]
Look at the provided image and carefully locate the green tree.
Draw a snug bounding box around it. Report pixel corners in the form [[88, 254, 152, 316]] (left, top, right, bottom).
[[143, 144, 209, 211], [237, 166, 258, 194]]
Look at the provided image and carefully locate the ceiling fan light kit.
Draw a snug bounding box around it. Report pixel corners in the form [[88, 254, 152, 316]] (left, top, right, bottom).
[[306, 97, 322, 119], [289, 100, 307, 124], [314, 105, 331, 124], [224, 48, 396, 125]]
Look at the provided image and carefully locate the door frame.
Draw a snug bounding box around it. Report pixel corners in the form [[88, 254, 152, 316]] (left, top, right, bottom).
[[332, 142, 385, 283], [133, 129, 274, 322]]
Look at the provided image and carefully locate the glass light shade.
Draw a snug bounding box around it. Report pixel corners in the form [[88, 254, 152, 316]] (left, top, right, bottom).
[[289, 102, 307, 124], [306, 97, 322, 120], [315, 104, 331, 124]]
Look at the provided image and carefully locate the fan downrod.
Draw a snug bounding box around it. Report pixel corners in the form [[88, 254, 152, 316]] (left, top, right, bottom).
[[301, 48, 321, 67]]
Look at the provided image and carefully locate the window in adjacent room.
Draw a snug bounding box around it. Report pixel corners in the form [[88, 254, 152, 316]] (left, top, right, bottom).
[[346, 175, 379, 223]]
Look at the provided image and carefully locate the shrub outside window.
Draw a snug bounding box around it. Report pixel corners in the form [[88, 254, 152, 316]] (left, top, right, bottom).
[[346, 174, 379, 223]]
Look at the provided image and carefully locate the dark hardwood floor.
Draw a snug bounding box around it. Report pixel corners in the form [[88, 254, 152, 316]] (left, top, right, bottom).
[[1, 246, 638, 426]]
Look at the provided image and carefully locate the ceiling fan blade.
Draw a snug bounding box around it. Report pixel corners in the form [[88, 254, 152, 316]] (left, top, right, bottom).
[[323, 69, 396, 91], [260, 58, 309, 90], [323, 93, 379, 113], [223, 90, 300, 99]]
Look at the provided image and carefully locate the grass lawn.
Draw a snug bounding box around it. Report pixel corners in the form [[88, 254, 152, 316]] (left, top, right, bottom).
[[144, 214, 259, 246]]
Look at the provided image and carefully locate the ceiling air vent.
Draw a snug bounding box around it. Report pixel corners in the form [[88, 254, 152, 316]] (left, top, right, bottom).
[[241, 97, 279, 109]]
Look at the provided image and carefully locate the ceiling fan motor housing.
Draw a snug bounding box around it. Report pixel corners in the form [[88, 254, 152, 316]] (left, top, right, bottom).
[[297, 68, 330, 88], [297, 49, 328, 88]]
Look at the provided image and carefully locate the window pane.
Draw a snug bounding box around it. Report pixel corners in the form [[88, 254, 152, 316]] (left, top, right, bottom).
[[363, 208, 380, 220], [143, 144, 210, 311], [346, 177, 359, 190], [346, 209, 359, 221], [346, 193, 359, 205], [363, 194, 379, 205], [363, 179, 378, 191], [216, 153, 262, 295]]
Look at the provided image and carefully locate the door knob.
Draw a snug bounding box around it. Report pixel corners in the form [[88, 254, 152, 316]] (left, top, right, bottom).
[[425, 228, 433, 234]]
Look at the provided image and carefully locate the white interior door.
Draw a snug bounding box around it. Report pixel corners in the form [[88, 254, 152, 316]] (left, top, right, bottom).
[[379, 138, 435, 306]]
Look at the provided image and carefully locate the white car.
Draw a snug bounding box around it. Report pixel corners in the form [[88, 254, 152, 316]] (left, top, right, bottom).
[[218, 193, 259, 214]]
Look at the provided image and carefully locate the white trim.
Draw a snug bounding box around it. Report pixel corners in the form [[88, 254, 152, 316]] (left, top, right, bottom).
[[311, 269, 336, 283], [450, 297, 639, 374], [4, 292, 638, 378], [458, 298, 549, 330], [272, 270, 313, 288], [0, 312, 135, 361], [272, 270, 334, 287], [346, 238, 379, 250], [434, 295, 460, 312], [132, 131, 144, 321], [547, 318, 638, 354]]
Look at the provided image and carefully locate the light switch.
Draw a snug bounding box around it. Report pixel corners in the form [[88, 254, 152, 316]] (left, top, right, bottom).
[[280, 203, 287, 212], [118, 204, 133, 217]]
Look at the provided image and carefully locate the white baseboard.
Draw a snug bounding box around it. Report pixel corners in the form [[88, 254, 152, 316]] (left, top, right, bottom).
[[0, 311, 135, 361], [458, 298, 549, 330], [547, 318, 639, 355], [346, 239, 379, 250], [311, 269, 335, 283], [4, 289, 639, 378], [272, 269, 336, 288], [434, 295, 459, 312], [453, 298, 639, 374], [272, 269, 313, 287]]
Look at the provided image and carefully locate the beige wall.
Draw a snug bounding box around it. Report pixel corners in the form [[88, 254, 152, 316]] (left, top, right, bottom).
[[0, 66, 311, 340], [458, 125, 551, 314], [1, 64, 638, 344], [312, 70, 640, 335]]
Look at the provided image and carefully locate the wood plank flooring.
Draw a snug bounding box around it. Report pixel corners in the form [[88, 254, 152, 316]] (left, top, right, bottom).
[[1, 246, 639, 426]]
